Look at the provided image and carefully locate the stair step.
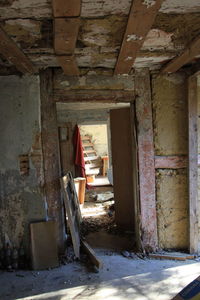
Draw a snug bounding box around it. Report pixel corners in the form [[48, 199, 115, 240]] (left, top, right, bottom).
[[84, 156, 98, 161], [81, 135, 91, 141], [83, 149, 96, 154], [85, 168, 100, 175], [82, 143, 93, 147]]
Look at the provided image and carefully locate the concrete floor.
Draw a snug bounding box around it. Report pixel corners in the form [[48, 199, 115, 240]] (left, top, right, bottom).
[[0, 251, 200, 300]]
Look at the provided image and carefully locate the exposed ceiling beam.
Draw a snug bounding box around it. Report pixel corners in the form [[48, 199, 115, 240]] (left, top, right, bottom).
[[53, 90, 135, 103], [162, 36, 200, 73], [57, 56, 79, 75], [53, 0, 80, 75], [54, 18, 80, 55], [52, 0, 81, 17], [114, 0, 163, 75], [0, 26, 37, 74]]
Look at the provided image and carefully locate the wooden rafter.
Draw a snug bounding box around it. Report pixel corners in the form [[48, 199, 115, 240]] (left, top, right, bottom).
[[54, 18, 80, 55], [53, 1, 80, 75], [162, 36, 200, 73], [52, 0, 81, 17], [114, 0, 163, 75], [57, 56, 79, 76], [0, 26, 36, 74]]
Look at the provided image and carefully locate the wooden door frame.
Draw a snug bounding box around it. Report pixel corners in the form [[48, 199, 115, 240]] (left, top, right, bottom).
[[188, 74, 199, 254]]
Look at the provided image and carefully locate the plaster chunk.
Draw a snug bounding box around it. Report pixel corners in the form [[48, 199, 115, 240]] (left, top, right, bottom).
[[142, 0, 156, 8], [125, 56, 133, 61], [142, 29, 174, 51], [127, 34, 143, 42]]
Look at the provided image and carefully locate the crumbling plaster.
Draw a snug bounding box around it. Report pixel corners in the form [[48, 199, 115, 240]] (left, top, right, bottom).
[[152, 73, 188, 249], [0, 75, 46, 251]]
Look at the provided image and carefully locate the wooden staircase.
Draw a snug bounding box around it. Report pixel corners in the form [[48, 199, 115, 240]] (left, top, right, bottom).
[[81, 135, 101, 176]]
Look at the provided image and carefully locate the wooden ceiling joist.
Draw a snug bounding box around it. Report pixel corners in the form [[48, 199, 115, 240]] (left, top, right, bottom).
[[114, 0, 163, 75], [54, 18, 80, 55], [0, 26, 36, 74], [162, 36, 200, 73], [52, 0, 81, 17], [53, 0, 81, 75], [57, 56, 79, 76]]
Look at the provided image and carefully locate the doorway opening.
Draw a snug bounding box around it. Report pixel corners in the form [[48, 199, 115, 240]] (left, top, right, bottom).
[[57, 102, 138, 252]]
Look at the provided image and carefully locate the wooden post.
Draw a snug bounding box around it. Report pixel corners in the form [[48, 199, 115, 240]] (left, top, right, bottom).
[[135, 68, 158, 251], [188, 75, 198, 254], [40, 68, 65, 252]]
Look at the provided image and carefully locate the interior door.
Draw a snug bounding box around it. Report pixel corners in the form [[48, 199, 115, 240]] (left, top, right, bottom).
[[110, 106, 139, 235]]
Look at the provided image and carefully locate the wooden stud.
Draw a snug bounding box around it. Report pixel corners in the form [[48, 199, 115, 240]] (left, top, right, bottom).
[[54, 18, 80, 55], [56, 55, 80, 76], [52, 0, 81, 17], [114, 0, 163, 75], [162, 36, 200, 73], [135, 68, 158, 251], [0, 26, 37, 74], [188, 75, 198, 254], [40, 68, 65, 253]]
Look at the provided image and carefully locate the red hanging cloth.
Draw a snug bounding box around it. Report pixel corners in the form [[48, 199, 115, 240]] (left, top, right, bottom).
[[73, 124, 86, 178]]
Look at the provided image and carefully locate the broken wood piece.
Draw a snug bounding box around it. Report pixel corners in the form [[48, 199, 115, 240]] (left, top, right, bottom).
[[149, 252, 196, 261], [81, 239, 103, 269]]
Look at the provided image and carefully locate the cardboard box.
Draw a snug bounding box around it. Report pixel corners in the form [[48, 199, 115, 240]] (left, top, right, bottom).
[[172, 276, 200, 300]]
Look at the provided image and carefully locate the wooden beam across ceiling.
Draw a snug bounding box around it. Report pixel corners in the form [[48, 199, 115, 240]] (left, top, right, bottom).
[[57, 56, 79, 76], [114, 0, 163, 75], [53, 0, 81, 75], [162, 36, 200, 73], [54, 18, 80, 55], [53, 90, 135, 103], [52, 0, 81, 17], [0, 26, 37, 74]]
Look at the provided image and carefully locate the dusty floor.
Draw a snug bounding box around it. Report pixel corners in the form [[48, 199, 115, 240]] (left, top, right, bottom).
[[0, 252, 200, 300]]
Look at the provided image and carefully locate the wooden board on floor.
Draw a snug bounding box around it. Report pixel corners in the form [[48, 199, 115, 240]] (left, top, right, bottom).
[[30, 221, 59, 270], [149, 252, 196, 261], [81, 239, 103, 269]]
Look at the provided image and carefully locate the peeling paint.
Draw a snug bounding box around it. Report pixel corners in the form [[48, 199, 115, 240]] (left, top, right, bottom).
[[124, 56, 133, 61], [142, 0, 156, 8], [127, 34, 143, 42]]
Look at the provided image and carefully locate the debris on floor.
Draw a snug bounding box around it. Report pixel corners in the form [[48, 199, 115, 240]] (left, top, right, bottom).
[[95, 191, 114, 202]]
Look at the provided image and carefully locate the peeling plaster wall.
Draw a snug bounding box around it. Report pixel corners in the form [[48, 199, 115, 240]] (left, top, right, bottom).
[[0, 75, 46, 251], [152, 73, 188, 249]]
